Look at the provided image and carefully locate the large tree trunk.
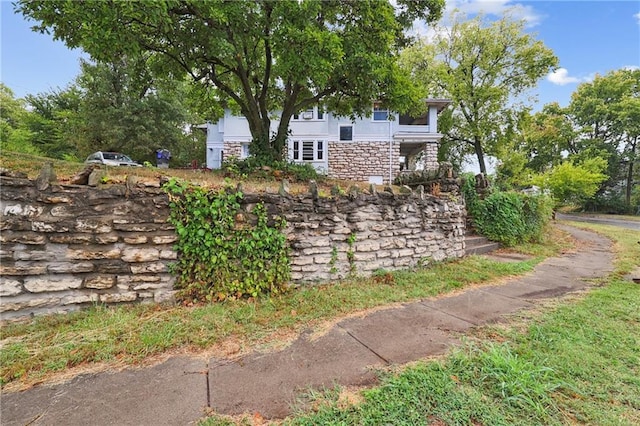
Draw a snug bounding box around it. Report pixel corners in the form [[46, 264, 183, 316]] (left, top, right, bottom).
[[625, 137, 637, 208], [474, 136, 487, 175]]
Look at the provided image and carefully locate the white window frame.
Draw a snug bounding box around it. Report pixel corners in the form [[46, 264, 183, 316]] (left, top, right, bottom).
[[292, 106, 326, 121], [372, 102, 390, 122], [289, 139, 326, 162]]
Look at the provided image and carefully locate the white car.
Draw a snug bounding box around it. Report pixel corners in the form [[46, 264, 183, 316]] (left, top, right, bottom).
[[85, 151, 142, 167]]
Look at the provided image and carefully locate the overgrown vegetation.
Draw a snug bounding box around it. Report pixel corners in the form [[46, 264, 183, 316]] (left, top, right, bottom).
[[463, 174, 554, 246], [164, 178, 290, 303], [220, 157, 319, 183]]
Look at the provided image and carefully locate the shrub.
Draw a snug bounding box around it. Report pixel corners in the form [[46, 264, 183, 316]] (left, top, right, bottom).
[[221, 157, 319, 182], [164, 178, 290, 303], [462, 175, 553, 246]]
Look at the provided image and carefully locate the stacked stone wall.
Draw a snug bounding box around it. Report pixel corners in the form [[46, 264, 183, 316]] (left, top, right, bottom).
[[422, 142, 439, 170], [0, 176, 465, 320], [328, 141, 400, 183]]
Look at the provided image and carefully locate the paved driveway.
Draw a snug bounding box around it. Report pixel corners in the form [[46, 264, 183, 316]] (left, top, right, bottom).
[[557, 213, 640, 231]]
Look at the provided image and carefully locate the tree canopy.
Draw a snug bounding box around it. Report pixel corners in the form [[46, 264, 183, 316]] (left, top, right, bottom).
[[400, 12, 558, 174], [17, 0, 444, 162], [569, 68, 640, 208]]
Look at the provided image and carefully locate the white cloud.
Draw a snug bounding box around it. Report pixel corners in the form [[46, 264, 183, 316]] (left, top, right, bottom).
[[547, 68, 582, 85], [411, 0, 544, 40], [623, 65, 640, 71], [634, 12, 640, 24], [445, 0, 543, 27]]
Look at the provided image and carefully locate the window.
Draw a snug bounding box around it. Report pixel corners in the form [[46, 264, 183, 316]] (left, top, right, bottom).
[[240, 143, 250, 159], [373, 102, 390, 121], [399, 113, 429, 125], [291, 140, 325, 162], [293, 107, 325, 121], [339, 125, 353, 141]]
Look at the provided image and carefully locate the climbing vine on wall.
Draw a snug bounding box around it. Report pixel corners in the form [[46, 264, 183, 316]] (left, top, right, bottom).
[[163, 179, 290, 303]]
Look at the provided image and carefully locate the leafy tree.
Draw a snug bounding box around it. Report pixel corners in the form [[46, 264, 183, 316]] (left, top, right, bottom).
[[0, 84, 41, 155], [532, 157, 608, 206], [17, 0, 444, 163], [23, 86, 83, 160], [74, 57, 202, 164], [519, 103, 577, 173], [569, 69, 640, 209], [400, 12, 558, 174]]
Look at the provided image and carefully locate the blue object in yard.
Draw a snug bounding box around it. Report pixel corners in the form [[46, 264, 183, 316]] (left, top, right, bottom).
[[156, 149, 171, 168]]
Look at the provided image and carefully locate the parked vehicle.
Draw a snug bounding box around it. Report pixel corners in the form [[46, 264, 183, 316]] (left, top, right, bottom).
[[85, 151, 142, 167]]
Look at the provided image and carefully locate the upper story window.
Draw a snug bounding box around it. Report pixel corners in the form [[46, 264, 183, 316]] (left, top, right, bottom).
[[293, 106, 325, 121], [339, 125, 353, 141], [399, 112, 429, 126], [373, 102, 390, 121]]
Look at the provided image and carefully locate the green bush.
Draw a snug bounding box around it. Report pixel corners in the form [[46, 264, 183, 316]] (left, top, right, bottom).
[[164, 179, 290, 303], [221, 157, 319, 182], [462, 175, 553, 246]]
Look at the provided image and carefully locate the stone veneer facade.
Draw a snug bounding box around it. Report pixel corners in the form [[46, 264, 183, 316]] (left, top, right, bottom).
[[0, 175, 465, 321], [328, 141, 401, 183]]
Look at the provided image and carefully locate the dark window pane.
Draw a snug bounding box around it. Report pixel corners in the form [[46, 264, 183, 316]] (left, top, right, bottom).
[[340, 126, 353, 141], [399, 113, 428, 125]]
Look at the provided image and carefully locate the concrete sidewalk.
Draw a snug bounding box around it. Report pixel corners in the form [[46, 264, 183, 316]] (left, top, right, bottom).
[[1, 226, 614, 425]]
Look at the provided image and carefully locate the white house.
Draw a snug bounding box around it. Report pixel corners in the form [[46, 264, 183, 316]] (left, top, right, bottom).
[[200, 99, 450, 184]]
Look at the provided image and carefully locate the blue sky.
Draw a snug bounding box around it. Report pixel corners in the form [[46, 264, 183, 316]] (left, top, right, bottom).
[[1, 0, 639, 109]]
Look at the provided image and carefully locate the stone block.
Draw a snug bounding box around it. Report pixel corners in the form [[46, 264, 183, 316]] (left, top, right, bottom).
[[130, 262, 167, 274], [75, 219, 112, 233], [32, 221, 68, 233], [354, 252, 376, 262], [49, 234, 93, 244], [96, 261, 131, 274], [133, 282, 171, 291], [355, 241, 380, 252], [68, 247, 122, 260], [48, 262, 95, 273], [117, 275, 161, 285], [84, 276, 117, 289], [159, 250, 177, 260], [24, 276, 83, 293], [100, 292, 138, 303], [152, 235, 178, 244], [0, 297, 56, 313], [121, 248, 160, 263], [62, 294, 100, 305], [0, 263, 47, 276], [50, 206, 75, 217], [0, 279, 23, 296], [123, 236, 148, 244], [3, 204, 43, 217], [291, 256, 314, 266], [95, 234, 119, 244], [0, 232, 46, 245]]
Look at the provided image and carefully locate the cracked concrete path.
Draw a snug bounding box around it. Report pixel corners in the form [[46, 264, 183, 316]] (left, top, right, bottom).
[[0, 226, 614, 425]]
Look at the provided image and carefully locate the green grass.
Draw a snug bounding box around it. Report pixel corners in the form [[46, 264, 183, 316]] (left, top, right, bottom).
[[0, 228, 569, 389], [215, 221, 636, 426]]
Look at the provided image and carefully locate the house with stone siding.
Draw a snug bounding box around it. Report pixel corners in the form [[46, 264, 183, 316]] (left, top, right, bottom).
[[200, 99, 450, 184]]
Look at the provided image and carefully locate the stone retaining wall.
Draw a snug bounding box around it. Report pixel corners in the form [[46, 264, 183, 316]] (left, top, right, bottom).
[[0, 175, 465, 320]]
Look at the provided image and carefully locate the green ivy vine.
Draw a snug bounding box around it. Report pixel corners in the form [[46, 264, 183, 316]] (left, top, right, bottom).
[[163, 178, 290, 303]]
